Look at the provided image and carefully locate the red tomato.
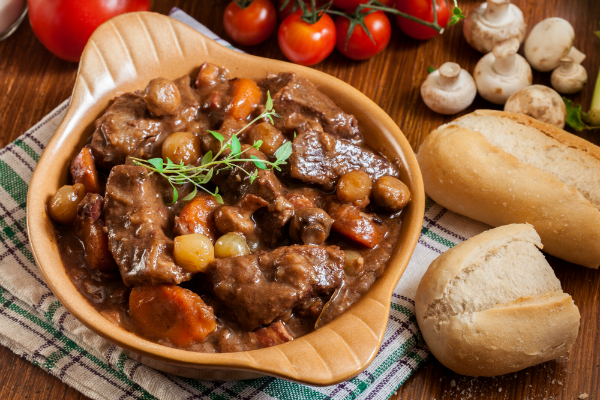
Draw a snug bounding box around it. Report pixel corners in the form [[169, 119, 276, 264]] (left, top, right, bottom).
[[223, 0, 277, 46], [278, 11, 336, 66], [27, 0, 150, 62], [395, 0, 449, 40], [335, 11, 391, 60], [333, 0, 395, 10]]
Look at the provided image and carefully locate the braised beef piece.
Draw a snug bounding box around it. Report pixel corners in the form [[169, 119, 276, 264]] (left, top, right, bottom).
[[90, 93, 165, 169], [255, 196, 295, 248], [214, 194, 268, 235], [207, 245, 345, 331], [74, 193, 118, 273], [290, 124, 399, 191], [104, 165, 192, 286], [253, 321, 294, 347], [261, 72, 360, 140]]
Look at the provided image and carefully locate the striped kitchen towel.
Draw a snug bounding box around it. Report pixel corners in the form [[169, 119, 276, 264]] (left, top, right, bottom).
[[0, 9, 492, 400]]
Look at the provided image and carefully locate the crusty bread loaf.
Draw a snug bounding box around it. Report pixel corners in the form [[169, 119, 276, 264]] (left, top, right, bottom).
[[417, 110, 600, 268], [416, 224, 580, 377]]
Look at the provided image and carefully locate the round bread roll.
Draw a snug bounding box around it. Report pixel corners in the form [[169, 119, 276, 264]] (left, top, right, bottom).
[[417, 110, 600, 269], [415, 224, 580, 377]]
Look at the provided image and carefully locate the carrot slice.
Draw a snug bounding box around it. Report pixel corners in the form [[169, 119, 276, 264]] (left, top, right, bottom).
[[174, 195, 220, 242], [326, 200, 387, 248], [229, 78, 261, 120], [129, 285, 216, 347], [70, 146, 102, 194]]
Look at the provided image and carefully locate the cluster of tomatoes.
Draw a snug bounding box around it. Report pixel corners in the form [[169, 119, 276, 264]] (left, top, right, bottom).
[[224, 0, 453, 66]]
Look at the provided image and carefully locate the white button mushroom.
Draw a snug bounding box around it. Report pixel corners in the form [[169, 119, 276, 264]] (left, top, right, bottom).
[[420, 62, 477, 115], [524, 18, 586, 72], [504, 85, 566, 128], [474, 38, 532, 105], [463, 0, 526, 54], [551, 57, 588, 94]]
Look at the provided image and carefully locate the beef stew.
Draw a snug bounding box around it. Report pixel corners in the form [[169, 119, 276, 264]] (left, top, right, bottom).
[[48, 63, 410, 353]]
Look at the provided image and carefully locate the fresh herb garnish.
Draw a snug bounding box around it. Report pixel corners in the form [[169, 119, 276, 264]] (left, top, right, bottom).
[[131, 92, 291, 205]]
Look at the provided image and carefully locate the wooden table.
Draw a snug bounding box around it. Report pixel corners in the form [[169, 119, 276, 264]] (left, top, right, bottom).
[[1, 0, 598, 398]]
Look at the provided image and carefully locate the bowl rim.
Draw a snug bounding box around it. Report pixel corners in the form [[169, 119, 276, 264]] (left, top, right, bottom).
[[26, 11, 425, 386]]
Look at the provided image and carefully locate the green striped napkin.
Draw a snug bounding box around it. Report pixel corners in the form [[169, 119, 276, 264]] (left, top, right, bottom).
[[0, 10, 492, 400]]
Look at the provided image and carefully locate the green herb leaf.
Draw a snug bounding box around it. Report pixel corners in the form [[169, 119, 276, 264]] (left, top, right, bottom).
[[249, 169, 259, 184], [166, 158, 176, 168], [563, 97, 600, 131], [252, 140, 263, 150], [427, 66, 436, 74], [209, 130, 225, 143], [170, 187, 179, 205], [148, 158, 164, 173], [251, 155, 267, 170], [201, 150, 213, 166], [231, 135, 241, 157], [182, 187, 197, 201], [274, 141, 293, 163], [201, 168, 213, 184], [265, 91, 273, 111], [214, 188, 223, 204]]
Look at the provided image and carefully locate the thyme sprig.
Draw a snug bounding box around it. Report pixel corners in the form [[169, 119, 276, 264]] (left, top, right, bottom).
[[131, 92, 291, 204]]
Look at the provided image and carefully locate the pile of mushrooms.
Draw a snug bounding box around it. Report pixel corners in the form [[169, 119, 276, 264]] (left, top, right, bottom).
[[463, 0, 526, 53], [525, 17, 588, 94], [420, 13, 587, 120]]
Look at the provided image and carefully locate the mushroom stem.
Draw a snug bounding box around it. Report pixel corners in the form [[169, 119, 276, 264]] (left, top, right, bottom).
[[438, 62, 461, 89], [492, 38, 520, 77], [557, 57, 576, 75], [485, 0, 511, 25], [567, 47, 586, 64]]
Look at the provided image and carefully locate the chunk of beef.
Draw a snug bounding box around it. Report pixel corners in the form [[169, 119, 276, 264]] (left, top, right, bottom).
[[90, 93, 165, 169], [213, 146, 284, 204], [104, 165, 192, 286], [290, 126, 399, 191], [207, 245, 344, 330], [255, 196, 295, 247], [74, 193, 117, 273], [261, 72, 360, 140], [253, 321, 294, 347], [214, 194, 268, 235]]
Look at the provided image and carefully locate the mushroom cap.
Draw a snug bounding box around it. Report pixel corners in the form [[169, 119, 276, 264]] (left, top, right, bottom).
[[504, 85, 566, 128], [551, 58, 588, 94], [463, 1, 526, 53], [524, 18, 575, 72], [421, 63, 477, 115], [474, 46, 533, 105]]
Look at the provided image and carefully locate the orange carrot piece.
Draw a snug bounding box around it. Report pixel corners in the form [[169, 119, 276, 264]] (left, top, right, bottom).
[[174, 195, 220, 242], [70, 146, 102, 194], [129, 285, 216, 348], [229, 78, 261, 120]]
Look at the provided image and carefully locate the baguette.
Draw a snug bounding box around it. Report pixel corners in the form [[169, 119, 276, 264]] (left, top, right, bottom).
[[416, 224, 580, 377], [417, 110, 600, 268]]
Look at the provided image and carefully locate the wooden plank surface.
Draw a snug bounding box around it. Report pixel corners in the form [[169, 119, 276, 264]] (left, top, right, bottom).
[[0, 0, 598, 398]]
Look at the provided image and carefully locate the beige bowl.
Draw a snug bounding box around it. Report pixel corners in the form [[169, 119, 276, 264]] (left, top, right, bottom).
[[26, 12, 425, 386]]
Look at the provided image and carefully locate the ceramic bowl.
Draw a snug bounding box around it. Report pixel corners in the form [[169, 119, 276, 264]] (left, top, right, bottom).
[[27, 12, 425, 386]]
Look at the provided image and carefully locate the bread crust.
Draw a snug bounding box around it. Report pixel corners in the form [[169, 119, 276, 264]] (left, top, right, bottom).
[[417, 111, 600, 268], [416, 224, 580, 377]]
